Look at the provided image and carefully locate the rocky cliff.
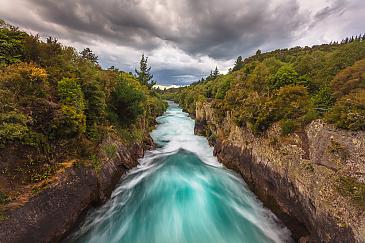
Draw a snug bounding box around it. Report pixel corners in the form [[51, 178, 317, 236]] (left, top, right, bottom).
[[195, 101, 365, 242], [0, 134, 154, 243]]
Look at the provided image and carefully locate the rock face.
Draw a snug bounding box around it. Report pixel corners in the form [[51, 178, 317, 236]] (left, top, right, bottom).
[[0, 135, 153, 243], [195, 102, 365, 242]]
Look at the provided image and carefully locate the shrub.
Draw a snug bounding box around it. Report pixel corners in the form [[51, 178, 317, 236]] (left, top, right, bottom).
[[233, 93, 275, 134], [280, 119, 298, 135], [82, 81, 106, 136], [53, 105, 86, 137], [311, 86, 335, 113], [272, 85, 312, 120], [54, 78, 86, 137], [337, 176, 365, 208], [57, 78, 85, 108], [0, 20, 27, 64], [0, 111, 47, 148], [89, 154, 102, 172], [271, 64, 299, 89], [110, 76, 146, 124], [0, 62, 49, 99], [330, 59, 365, 97], [326, 89, 365, 131]]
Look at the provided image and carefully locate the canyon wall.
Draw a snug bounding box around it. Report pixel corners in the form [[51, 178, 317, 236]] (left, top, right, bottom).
[[0, 135, 154, 243], [195, 102, 365, 242]]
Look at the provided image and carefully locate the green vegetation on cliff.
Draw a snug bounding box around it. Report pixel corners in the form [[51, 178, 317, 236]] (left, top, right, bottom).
[[0, 20, 166, 207], [174, 37, 365, 134]]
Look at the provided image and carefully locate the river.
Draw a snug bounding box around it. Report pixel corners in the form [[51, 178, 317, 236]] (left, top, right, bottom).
[[66, 101, 292, 243]]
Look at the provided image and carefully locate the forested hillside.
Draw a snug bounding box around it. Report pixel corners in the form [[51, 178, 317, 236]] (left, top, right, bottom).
[[0, 20, 166, 216], [176, 37, 365, 135]]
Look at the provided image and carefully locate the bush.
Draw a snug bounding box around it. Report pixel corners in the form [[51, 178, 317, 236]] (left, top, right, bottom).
[[57, 78, 85, 108], [272, 85, 312, 120], [54, 78, 86, 137], [0, 20, 27, 64], [233, 93, 274, 134], [280, 119, 298, 135], [0, 111, 46, 148], [53, 105, 86, 137], [82, 81, 106, 137], [271, 64, 299, 89], [0, 62, 49, 100], [110, 76, 146, 124], [330, 59, 365, 97], [337, 176, 365, 208], [311, 86, 335, 113], [326, 89, 365, 131]]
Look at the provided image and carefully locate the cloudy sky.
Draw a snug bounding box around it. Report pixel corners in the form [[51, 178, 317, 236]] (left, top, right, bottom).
[[0, 0, 364, 85]]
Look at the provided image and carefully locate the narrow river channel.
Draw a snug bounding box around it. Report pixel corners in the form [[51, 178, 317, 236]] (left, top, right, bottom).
[[66, 101, 292, 243]]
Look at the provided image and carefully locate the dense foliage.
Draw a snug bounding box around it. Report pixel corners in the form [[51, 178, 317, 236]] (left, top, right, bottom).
[[0, 21, 166, 173], [175, 38, 365, 134]]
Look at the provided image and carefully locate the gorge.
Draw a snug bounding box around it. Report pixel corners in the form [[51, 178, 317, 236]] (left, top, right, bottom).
[[65, 101, 292, 243]]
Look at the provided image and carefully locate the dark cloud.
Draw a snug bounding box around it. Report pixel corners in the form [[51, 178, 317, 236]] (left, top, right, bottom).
[[0, 0, 362, 85], [6, 0, 309, 59]]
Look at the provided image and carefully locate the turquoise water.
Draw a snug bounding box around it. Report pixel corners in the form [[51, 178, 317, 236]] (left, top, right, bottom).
[[67, 101, 292, 243]]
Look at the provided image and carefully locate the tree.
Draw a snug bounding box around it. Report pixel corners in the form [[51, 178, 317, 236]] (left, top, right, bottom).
[[232, 56, 244, 72], [82, 81, 106, 128], [0, 20, 27, 64], [110, 76, 146, 123], [54, 78, 86, 137], [271, 64, 300, 89], [135, 54, 155, 88], [256, 49, 262, 55], [213, 66, 219, 79], [0, 62, 49, 100], [80, 48, 98, 63], [326, 89, 365, 131]]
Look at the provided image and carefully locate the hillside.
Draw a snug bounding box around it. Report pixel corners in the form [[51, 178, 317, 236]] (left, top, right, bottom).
[[176, 38, 365, 134], [171, 37, 365, 241], [0, 20, 166, 239]]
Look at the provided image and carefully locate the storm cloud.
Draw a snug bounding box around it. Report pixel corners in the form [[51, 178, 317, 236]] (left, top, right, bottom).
[[0, 0, 364, 85]]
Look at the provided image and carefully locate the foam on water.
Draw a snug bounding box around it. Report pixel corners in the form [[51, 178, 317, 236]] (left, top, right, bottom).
[[66, 101, 292, 243]]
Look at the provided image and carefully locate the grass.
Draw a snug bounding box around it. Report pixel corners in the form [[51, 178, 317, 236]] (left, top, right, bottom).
[[30, 165, 56, 183], [328, 140, 349, 161], [89, 154, 102, 172], [337, 176, 365, 208], [102, 144, 118, 159], [280, 119, 298, 135]]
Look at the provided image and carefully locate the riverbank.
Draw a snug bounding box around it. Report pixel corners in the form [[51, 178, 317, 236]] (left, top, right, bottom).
[[0, 132, 154, 243], [65, 101, 293, 243], [193, 101, 365, 242]]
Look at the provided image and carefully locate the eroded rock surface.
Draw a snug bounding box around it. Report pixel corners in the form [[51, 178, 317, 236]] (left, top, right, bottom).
[[0, 135, 151, 243], [195, 101, 365, 242]]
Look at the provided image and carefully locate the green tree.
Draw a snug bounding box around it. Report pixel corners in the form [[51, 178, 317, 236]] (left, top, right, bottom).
[[232, 56, 244, 72], [0, 20, 26, 65], [82, 80, 106, 132], [54, 78, 86, 137], [135, 54, 155, 88], [80, 48, 98, 63], [0, 62, 49, 100], [311, 86, 335, 113], [110, 76, 146, 123], [271, 64, 300, 89], [213, 67, 219, 79], [326, 89, 365, 131]]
